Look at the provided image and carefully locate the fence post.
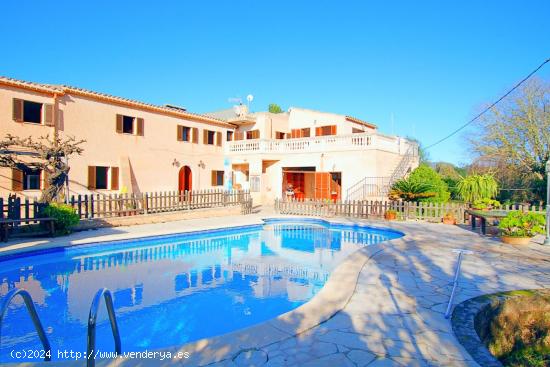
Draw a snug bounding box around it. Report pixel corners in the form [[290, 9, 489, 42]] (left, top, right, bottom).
[[143, 193, 149, 214]]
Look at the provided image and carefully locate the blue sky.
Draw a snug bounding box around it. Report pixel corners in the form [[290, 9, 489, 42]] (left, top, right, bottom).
[[1, 1, 549, 165]]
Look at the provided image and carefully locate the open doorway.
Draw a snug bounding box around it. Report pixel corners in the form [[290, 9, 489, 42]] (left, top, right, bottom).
[[178, 166, 192, 192]]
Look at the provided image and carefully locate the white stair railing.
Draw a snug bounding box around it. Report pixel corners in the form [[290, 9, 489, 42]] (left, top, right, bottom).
[[346, 144, 418, 200]]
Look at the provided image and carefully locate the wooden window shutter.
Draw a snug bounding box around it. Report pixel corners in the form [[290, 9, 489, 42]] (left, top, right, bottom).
[[211, 171, 216, 186], [331, 125, 337, 135], [12, 169, 23, 191], [203, 130, 208, 144], [177, 125, 183, 141], [12, 98, 23, 122], [216, 131, 222, 146], [116, 114, 123, 133], [110, 167, 119, 190], [192, 128, 199, 143], [315, 127, 321, 136], [43, 104, 54, 126], [88, 166, 96, 190], [136, 118, 144, 136]]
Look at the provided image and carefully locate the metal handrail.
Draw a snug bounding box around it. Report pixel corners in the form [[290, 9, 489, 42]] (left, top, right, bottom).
[[445, 249, 473, 319], [87, 288, 121, 367], [0, 288, 51, 361]]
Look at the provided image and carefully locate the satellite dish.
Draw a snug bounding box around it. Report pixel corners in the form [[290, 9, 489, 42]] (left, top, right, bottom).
[[246, 94, 254, 103]]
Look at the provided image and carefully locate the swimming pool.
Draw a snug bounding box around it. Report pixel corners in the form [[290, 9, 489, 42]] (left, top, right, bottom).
[[0, 219, 402, 362]]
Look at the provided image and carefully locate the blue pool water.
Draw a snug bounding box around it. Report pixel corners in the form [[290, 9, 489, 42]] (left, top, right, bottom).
[[0, 219, 402, 362]]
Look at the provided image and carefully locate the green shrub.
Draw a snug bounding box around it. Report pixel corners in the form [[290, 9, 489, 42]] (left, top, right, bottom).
[[472, 198, 501, 209], [498, 211, 545, 238], [457, 174, 499, 203], [407, 164, 450, 203], [43, 203, 79, 234]]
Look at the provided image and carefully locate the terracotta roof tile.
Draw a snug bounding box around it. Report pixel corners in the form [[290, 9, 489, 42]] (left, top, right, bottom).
[[0, 76, 231, 127]]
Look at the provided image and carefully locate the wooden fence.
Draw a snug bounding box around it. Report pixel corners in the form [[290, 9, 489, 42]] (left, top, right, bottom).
[[1, 189, 252, 221], [274, 198, 546, 223]]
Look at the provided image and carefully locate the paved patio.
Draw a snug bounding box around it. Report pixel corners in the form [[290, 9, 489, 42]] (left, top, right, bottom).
[[2, 210, 549, 367]]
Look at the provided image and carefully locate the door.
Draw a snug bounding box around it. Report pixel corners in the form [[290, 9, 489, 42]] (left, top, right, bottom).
[[179, 166, 192, 192], [314, 172, 331, 200]]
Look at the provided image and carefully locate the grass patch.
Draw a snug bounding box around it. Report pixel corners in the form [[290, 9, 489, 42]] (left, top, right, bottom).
[[478, 290, 550, 367]]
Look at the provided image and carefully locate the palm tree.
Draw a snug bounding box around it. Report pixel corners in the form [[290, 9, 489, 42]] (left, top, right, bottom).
[[389, 178, 437, 201]]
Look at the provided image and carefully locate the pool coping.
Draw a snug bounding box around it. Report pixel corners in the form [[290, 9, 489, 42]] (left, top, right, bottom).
[[0, 216, 403, 367]]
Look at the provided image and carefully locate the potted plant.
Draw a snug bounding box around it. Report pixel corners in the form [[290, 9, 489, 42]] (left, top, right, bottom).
[[384, 209, 397, 220], [442, 212, 456, 225], [472, 198, 501, 211], [498, 211, 545, 245]]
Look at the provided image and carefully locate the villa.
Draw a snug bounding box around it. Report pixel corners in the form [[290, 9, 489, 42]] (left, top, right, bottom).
[[0, 76, 419, 204]]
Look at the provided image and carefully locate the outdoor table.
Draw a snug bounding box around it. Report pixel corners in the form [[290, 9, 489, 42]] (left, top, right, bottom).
[[466, 210, 509, 235]]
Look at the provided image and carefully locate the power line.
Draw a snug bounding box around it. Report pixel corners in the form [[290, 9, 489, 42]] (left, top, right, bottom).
[[424, 57, 550, 150]]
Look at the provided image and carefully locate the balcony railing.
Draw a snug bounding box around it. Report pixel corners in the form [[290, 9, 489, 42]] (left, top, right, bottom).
[[226, 132, 412, 155]]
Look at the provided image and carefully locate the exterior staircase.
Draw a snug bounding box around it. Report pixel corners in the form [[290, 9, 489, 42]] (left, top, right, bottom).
[[346, 145, 418, 201]]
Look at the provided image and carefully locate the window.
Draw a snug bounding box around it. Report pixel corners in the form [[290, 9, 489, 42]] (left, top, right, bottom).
[[24, 169, 42, 190], [233, 131, 244, 141], [122, 116, 134, 134], [116, 114, 144, 136], [290, 128, 310, 138], [275, 131, 285, 139], [88, 166, 119, 190], [227, 131, 234, 141], [177, 125, 191, 142], [95, 166, 109, 189], [13, 99, 54, 125], [11, 168, 43, 191], [316, 125, 337, 136], [204, 130, 216, 145], [211, 170, 224, 186], [23, 101, 43, 124], [246, 130, 260, 139]]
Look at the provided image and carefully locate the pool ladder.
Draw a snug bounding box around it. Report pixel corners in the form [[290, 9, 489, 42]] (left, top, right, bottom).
[[0, 289, 52, 361], [0, 287, 122, 366]]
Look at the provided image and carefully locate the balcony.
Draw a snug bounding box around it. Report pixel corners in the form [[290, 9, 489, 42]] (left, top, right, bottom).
[[225, 132, 414, 155]]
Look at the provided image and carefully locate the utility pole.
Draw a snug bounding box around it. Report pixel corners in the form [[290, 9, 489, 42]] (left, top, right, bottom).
[[545, 160, 550, 245]]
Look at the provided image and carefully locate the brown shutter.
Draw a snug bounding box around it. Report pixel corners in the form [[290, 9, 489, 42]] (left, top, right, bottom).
[[211, 171, 216, 186], [42, 170, 50, 190], [12, 98, 23, 122], [192, 128, 199, 143], [43, 104, 54, 126], [136, 118, 144, 136], [315, 127, 322, 136], [88, 166, 96, 190], [116, 114, 123, 133], [177, 125, 183, 141], [110, 167, 119, 190], [203, 130, 208, 144], [331, 125, 337, 135], [12, 169, 23, 191], [216, 131, 222, 146]]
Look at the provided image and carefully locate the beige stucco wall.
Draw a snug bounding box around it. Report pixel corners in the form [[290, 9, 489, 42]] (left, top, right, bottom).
[[230, 146, 419, 204], [0, 85, 232, 198], [287, 108, 376, 135]]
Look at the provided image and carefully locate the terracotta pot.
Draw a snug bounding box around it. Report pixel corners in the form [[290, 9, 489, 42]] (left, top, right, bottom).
[[384, 212, 397, 220], [442, 218, 456, 225], [500, 236, 531, 245]]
